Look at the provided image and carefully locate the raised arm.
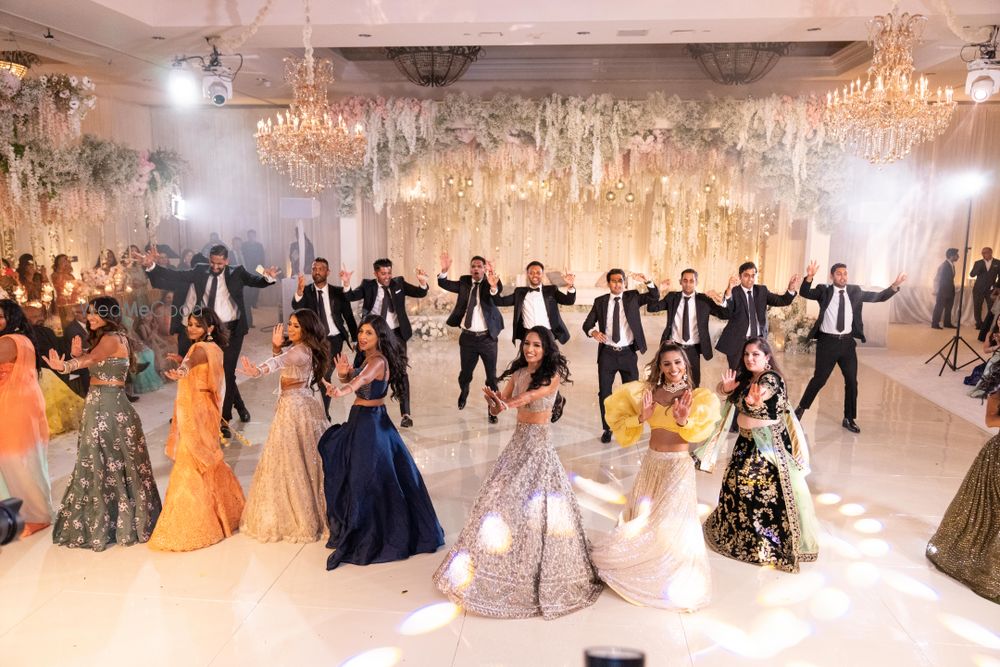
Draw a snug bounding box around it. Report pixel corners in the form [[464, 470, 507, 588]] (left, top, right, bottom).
[[327, 355, 387, 398], [861, 272, 906, 303], [44, 333, 123, 373], [235, 264, 277, 288]]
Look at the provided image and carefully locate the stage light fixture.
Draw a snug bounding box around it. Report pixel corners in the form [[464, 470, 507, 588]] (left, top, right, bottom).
[[962, 26, 999, 103], [168, 64, 198, 106]]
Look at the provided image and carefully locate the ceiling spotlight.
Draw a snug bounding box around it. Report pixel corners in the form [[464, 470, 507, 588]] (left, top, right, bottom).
[[43, 29, 55, 40], [168, 63, 198, 106], [964, 26, 999, 103]]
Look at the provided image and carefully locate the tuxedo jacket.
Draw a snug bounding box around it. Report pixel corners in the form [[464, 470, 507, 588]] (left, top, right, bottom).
[[716, 284, 795, 356], [648, 291, 729, 360], [438, 275, 505, 340], [494, 285, 576, 344], [345, 277, 428, 341], [582, 287, 660, 354], [799, 279, 898, 343], [970, 259, 1000, 296], [292, 283, 358, 341], [935, 260, 956, 294], [146, 263, 273, 337]]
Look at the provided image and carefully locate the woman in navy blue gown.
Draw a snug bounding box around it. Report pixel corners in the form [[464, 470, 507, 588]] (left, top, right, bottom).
[[318, 314, 444, 570]]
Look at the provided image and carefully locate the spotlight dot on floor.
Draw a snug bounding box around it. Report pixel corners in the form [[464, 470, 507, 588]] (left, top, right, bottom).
[[839, 503, 865, 516], [340, 647, 403, 667], [697, 502, 711, 519], [882, 570, 939, 601], [939, 614, 1000, 649], [815, 493, 841, 505], [809, 587, 851, 620], [846, 562, 880, 587], [858, 538, 890, 557], [398, 603, 461, 636], [853, 518, 883, 534]]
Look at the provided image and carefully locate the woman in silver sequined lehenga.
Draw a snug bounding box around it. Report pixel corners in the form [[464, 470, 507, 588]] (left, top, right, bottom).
[[926, 390, 1000, 603], [237, 309, 330, 543], [433, 326, 603, 619]]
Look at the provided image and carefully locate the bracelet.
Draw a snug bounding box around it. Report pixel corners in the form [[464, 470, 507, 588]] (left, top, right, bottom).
[[63, 358, 80, 373]]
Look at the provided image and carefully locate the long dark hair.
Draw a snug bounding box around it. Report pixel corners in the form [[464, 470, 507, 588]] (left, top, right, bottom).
[[285, 309, 330, 389], [499, 326, 572, 390], [359, 314, 408, 402], [729, 336, 783, 403], [187, 307, 228, 349], [645, 341, 694, 390], [86, 296, 137, 372], [0, 299, 40, 370], [94, 248, 118, 269], [16, 253, 37, 284]]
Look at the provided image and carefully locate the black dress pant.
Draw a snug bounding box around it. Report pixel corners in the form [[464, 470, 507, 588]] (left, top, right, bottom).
[[598, 345, 639, 431], [798, 333, 858, 419], [222, 321, 247, 420], [973, 290, 991, 328], [677, 343, 703, 387], [932, 288, 955, 327], [726, 349, 744, 373], [320, 334, 347, 419], [458, 330, 499, 392]]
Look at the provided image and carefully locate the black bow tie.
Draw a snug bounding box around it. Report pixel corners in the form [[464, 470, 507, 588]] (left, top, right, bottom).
[[528, 287, 541, 293]]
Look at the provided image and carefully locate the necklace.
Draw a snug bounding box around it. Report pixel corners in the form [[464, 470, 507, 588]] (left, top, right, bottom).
[[660, 380, 688, 393]]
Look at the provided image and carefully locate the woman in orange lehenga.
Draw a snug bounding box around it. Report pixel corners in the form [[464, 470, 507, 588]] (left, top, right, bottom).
[[149, 308, 244, 551], [0, 299, 53, 536]]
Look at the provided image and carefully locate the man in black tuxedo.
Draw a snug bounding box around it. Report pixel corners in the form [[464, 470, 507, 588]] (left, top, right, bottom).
[[60, 303, 90, 397], [490, 260, 576, 422], [717, 261, 801, 370], [970, 247, 999, 329], [583, 269, 659, 443], [438, 252, 504, 424], [146, 252, 205, 357], [341, 257, 429, 428], [932, 247, 960, 329], [292, 257, 358, 419], [647, 268, 729, 388], [794, 261, 906, 433], [141, 245, 278, 433]]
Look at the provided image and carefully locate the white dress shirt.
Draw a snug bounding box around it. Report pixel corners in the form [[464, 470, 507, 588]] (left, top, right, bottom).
[[588, 292, 633, 346], [194, 271, 238, 322], [671, 293, 700, 345], [314, 285, 340, 336], [820, 286, 854, 335], [371, 282, 400, 330], [522, 288, 552, 330]]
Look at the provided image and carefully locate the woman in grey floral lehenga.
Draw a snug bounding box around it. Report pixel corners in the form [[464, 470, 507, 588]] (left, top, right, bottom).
[[45, 296, 161, 550]]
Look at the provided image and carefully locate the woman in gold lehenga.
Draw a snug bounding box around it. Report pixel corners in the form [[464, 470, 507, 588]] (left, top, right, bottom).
[[926, 390, 1000, 603], [148, 308, 244, 551]]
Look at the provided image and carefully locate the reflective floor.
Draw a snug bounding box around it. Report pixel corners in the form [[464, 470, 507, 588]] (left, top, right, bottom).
[[2, 313, 998, 667]]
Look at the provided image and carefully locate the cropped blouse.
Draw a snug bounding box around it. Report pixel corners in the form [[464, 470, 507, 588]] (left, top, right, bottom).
[[258, 343, 313, 384], [512, 368, 558, 412], [604, 382, 721, 447], [735, 371, 788, 420]]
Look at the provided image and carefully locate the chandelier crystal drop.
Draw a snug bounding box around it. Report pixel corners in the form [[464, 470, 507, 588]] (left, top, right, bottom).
[[825, 12, 955, 164], [254, 0, 366, 193]]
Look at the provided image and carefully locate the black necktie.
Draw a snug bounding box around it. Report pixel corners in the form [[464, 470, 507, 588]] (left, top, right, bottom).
[[207, 273, 219, 311], [611, 296, 621, 343], [682, 296, 691, 342], [317, 288, 330, 335], [464, 281, 479, 328], [380, 285, 394, 317], [746, 289, 757, 337], [836, 289, 846, 333], [528, 287, 541, 293]]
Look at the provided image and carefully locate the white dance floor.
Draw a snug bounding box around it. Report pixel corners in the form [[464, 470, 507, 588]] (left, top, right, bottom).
[[1, 311, 997, 667]]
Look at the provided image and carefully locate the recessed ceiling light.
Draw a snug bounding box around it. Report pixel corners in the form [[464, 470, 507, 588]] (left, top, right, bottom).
[[577, 31, 590, 35], [152, 35, 165, 40], [806, 27, 822, 32], [358, 33, 372, 38]]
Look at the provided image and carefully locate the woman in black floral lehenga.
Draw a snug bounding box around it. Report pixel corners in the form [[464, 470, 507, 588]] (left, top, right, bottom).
[[696, 337, 819, 573]]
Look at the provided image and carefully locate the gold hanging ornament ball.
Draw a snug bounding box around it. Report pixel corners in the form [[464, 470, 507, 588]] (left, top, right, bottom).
[[606, 191, 616, 202], [624, 192, 635, 203], [615, 180, 625, 190]]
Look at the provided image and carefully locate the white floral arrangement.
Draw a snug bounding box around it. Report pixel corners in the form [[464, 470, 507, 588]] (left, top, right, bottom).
[[410, 314, 454, 341], [767, 299, 817, 354]]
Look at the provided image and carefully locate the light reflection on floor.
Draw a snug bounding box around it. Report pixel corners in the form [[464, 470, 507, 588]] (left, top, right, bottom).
[[0, 316, 996, 666]]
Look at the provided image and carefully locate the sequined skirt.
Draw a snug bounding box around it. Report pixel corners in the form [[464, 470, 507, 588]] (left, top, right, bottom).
[[703, 424, 818, 573], [589, 450, 710, 611], [926, 434, 1000, 603], [240, 387, 329, 543], [433, 422, 603, 619]]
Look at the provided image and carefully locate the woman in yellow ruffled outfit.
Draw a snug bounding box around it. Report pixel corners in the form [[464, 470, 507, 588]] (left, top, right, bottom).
[[589, 342, 720, 611], [149, 308, 245, 551], [38, 368, 84, 435]]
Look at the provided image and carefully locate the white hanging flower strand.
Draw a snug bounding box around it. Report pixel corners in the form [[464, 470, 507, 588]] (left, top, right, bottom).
[[210, 0, 277, 54], [303, 0, 314, 85]]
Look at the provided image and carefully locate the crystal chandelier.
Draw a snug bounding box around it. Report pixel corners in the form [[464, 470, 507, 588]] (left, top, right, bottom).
[[254, 0, 366, 193], [686, 43, 790, 85], [385, 46, 482, 87], [825, 12, 955, 164], [0, 51, 39, 80]]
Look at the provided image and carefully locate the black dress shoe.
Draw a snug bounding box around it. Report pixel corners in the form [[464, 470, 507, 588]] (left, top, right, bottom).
[[135, 361, 150, 373], [600, 429, 612, 444], [126, 393, 140, 403], [237, 406, 251, 423], [221, 423, 232, 439], [944, 324, 957, 329], [794, 407, 805, 421], [931, 324, 943, 329], [400, 415, 413, 428], [488, 413, 498, 425], [550, 393, 566, 423], [842, 418, 861, 433], [458, 386, 469, 410]]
